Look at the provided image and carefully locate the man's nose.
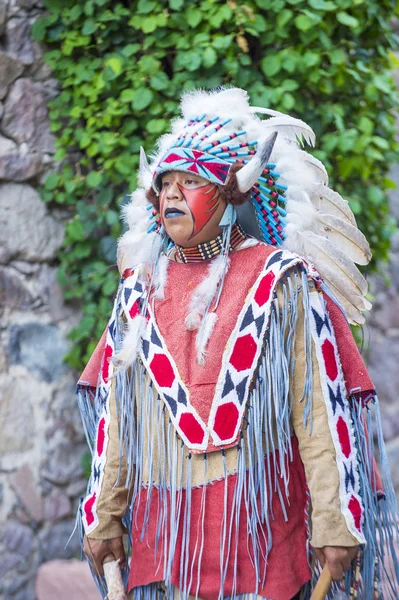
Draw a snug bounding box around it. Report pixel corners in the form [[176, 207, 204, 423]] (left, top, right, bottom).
[[166, 181, 183, 200]]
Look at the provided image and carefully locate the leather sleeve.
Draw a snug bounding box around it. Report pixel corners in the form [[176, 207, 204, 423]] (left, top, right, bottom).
[[281, 276, 359, 548]]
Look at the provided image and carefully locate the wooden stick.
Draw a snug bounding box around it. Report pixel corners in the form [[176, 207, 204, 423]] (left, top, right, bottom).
[[103, 555, 127, 600], [310, 564, 333, 600]]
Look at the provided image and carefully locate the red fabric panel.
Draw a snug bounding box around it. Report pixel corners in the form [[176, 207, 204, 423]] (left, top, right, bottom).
[[128, 438, 311, 600], [78, 327, 107, 389], [323, 294, 374, 396]]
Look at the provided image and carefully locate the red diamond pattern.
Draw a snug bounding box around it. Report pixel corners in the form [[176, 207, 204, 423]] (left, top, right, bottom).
[[230, 334, 257, 372], [213, 402, 239, 441], [150, 353, 175, 388]]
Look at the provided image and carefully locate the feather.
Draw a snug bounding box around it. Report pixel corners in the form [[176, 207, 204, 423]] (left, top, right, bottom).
[[324, 278, 367, 326], [257, 112, 316, 147], [112, 315, 147, 372], [181, 87, 249, 122], [185, 254, 229, 330], [311, 183, 356, 226], [313, 212, 371, 266], [296, 149, 329, 185], [196, 312, 218, 365], [298, 230, 368, 295], [152, 253, 169, 300]]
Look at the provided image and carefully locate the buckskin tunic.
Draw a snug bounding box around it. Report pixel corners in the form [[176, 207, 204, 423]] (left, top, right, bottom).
[[79, 242, 380, 600]]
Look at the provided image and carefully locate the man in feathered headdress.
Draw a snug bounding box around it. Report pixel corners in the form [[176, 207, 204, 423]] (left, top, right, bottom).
[[77, 88, 399, 600]]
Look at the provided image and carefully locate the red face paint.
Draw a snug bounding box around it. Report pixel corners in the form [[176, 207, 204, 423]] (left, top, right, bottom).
[[177, 182, 220, 239]]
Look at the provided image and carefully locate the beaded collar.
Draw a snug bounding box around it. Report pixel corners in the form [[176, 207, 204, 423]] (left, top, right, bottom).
[[175, 224, 246, 263]]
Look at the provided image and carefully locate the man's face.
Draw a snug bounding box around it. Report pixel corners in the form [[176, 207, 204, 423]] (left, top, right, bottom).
[[159, 171, 227, 248]]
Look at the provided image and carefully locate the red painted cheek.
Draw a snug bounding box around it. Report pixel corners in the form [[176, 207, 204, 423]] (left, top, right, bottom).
[[178, 183, 219, 239]]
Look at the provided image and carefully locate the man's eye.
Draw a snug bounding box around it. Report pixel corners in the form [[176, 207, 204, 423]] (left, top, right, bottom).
[[162, 181, 171, 188], [185, 179, 198, 185]]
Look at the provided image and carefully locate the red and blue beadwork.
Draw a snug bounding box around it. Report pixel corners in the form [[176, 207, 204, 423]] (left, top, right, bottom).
[[153, 148, 232, 193]]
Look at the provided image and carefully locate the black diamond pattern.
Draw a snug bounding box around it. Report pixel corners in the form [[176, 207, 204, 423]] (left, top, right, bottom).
[[328, 384, 345, 415], [312, 307, 331, 337], [142, 339, 150, 359], [164, 393, 178, 417], [108, 320, 116, 340], [124, 287, 132, 305], [266, 251, 283, 268], [240, 305, 255, 331], [236, 376, 248, 405], [344, 463, 355, 493], [254, 314, 265, 338], [222, 371, 235, 398], [151, 326, 163, 348], [177, 383, 187, 406]]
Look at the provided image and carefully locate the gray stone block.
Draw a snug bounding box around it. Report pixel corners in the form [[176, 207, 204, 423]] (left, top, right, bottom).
[[8, 322, 69, 382], [0, 183, 64, 262], [1, 78, 55, 152], [2, 522, 34, 558], [0, 52, 24, 100], [38, 520, 81, 562], [0, 151, 43, 181], [10, 465, 43, 522], [0, 376, 35, 454]]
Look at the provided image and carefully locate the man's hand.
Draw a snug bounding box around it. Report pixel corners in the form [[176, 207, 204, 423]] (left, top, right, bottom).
[[83, 534, 126, 576], [315, 545, 359, 581]]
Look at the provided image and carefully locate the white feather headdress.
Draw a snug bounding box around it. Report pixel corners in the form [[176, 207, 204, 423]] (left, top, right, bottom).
[[118, 86, 371, 326]]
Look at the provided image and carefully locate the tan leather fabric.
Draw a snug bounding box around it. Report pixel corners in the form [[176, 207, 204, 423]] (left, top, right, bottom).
[[290, 279, 358, 548], [87, 272, 358, 548]]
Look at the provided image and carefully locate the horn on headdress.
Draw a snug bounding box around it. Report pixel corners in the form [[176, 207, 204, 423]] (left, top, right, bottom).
[[236, 132, 278, 193]]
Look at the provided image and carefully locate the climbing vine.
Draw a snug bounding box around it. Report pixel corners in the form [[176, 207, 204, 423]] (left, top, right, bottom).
[[33, 0, 399, 369]]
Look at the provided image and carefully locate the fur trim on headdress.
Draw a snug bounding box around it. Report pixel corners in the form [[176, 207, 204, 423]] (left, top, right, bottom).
[[219, 163, 252, 206]]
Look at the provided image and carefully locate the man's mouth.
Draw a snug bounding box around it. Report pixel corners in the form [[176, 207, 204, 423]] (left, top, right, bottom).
[[164, 207, 186, 219]]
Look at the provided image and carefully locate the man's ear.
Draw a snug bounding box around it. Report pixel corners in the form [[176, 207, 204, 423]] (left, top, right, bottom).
[[219, 163, 252, 206], [145, 187, 160, 211]]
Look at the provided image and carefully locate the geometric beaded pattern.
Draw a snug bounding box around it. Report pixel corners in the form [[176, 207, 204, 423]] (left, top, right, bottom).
[[309, 286, 365, 543], [82, 268, 144, 533], [209, 249, 303, 446], [81, 274, 125, 533], [140, 304, 209, 451]]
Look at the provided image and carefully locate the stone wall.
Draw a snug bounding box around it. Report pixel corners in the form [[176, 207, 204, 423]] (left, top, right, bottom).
[[0, 2, 86, 599], [0, 3, 398, 600]]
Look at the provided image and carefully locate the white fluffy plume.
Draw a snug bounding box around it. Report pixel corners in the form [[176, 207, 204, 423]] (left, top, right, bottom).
[[185, 254, 229, 330], [117, 188, 161, 275], [196, 312, 218, 366], [112, 315, 147, 373], [152, 253, 169, 301]]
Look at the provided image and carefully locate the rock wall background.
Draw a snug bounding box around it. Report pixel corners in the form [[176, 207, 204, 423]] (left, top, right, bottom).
[[0, 3, 398, 600], [0, 2, 86, 599]]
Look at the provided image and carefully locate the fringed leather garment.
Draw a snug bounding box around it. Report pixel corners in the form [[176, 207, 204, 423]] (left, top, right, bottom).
[[76, 244, 398, 600]]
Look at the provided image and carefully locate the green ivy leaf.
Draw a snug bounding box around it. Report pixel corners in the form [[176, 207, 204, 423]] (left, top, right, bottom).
[[308, 0, 336, 10], [185, 6, 202, 28], [169, 0, 185, 9], [295, 14, 315, 31], [105, 57, 123, 76], [86, 171, 102, 187], [44, 172, 60, 190], [132, 88, 153, 110], [336, 11, 359, 27], [261, 54, 281, 77], [67, 218, 85, 241], [202, 47, 217, 68]]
